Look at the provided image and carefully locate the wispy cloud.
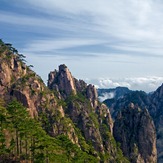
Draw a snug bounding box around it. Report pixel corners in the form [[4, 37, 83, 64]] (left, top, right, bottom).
[[22, 39, 105, 53], [98, 92, 115, 102], [0, 0, 163, 55], [1, 0, 163, 91], [2, 0, 163, 57]]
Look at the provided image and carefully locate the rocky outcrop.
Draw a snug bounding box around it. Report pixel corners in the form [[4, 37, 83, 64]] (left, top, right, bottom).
[[0, 53, 27, 98], [0, 43, 129, 162], [113, 103, 157, 163], [48, 64, 99, 105], [86, 84, 98, 108], [47, 64, 130, 162], [104, 84, 163, 162], [48, 65, 99, 107], [149, 84, 163, 162], [0, 45, 80, 147], [48, 64, 77, 98]]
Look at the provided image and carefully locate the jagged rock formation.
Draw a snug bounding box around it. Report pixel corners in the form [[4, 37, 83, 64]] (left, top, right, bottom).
[[0, 44, 79, 146], [86, 84, 98, 108], [47, 65, 128, 161], [0, 42, 129, 162], [48, 64, 77, 98], [48, 64, 98, 108], [149, 84, 163, 162], [103, 87, 163, 162], [113, 103, 157, 163], [0, 40, 158, 162]]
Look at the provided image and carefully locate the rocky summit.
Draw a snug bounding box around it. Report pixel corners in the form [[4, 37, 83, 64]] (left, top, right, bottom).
[[0, 40, 158, 162]]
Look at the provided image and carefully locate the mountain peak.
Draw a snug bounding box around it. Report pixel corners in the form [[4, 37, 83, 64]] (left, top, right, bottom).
[[48, 64, 77, 98], [59, 64, 68, 71]]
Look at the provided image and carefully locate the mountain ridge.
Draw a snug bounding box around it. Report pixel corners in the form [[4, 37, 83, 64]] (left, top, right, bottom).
[[0, 40, 157, 162], [101, 84, 163, 162]]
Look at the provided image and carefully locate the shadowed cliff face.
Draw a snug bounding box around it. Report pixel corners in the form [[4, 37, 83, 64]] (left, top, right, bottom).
[[113, 103, 157, 163], [149, 84, 163, 162], [103, 85, 163, 162]]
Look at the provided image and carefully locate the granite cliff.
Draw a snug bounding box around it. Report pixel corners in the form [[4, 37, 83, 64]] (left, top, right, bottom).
[[114, 103, 157, 163], [0, 40, 128, 162], [149, 84, 163, 162], [47, 64, 125, 162], [102, 86, 163, 162], [0, 40, 157, 162]]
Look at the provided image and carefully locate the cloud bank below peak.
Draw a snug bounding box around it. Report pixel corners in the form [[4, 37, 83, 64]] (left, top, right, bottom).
[[89, 76, 163, 93]]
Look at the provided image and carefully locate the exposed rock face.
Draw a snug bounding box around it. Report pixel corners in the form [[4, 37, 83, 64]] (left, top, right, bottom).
[[48, 64, 99, 107], [86, 84, 98, 108], [113, 103, 157, 163], [103, 86, 163, 162], [48, 64, 77, 98], [48, 65, 108, 150], [0, 54, 26, 98], [149, 84, 163, 162], [0, 48, 79, 146], [47, 64, 130, 162], [0, 44, 128, 162]]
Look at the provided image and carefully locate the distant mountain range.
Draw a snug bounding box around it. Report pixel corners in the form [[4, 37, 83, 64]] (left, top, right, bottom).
[[98, 87, 132, 102]]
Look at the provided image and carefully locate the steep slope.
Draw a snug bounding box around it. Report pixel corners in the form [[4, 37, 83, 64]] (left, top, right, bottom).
[[0, 40, 157, 162], [0, 42, 79, 145], [0, 41, 94, 161], [48, 64, 129, 162], [0, 40, 128, 162], [113, 103, 157, 163], [149, 84, 163, 162], [0, 100, 97, 163], [103, 85, 163, 162], [104, 90, 150, 119]]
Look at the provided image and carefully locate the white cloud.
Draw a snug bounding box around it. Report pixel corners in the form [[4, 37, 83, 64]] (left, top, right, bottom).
[[2, 0, 163, 58], [1, 0, 163, 91], [98, 92, 115, 102], [0, 11, 86, 33], [22, 39, 105, 53], [91, 76, 163, 93], [99, 78, 131, 88]]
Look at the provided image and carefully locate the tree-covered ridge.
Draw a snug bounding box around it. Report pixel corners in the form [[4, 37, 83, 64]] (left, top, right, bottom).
[[0, 39, 26, 63], [0, 99, 98, 162]]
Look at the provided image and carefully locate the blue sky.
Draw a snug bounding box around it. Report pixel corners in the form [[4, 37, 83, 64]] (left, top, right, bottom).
[[1, 0, 163, 92]]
